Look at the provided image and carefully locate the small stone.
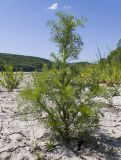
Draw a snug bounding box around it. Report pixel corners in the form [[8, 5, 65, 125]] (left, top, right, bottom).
[[16, 153, 30, 160], [16, 134, 23, 142], [6, 137, 11, 143], [25, 146, 30, 151]]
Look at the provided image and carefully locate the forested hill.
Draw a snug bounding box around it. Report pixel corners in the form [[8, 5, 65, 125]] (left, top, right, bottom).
[[0, 53, 52, 71], [106, 47, 121, 63]]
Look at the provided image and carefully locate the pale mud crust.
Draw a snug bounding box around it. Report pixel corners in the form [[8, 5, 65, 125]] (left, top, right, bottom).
[[0, 74, 121, 160]]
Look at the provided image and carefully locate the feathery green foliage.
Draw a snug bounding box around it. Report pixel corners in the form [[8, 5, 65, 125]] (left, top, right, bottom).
[[19, 12, 102, 143], [98, 61, 121, 85], [48, 12, 86, 62], [0, 64, 23, 91]]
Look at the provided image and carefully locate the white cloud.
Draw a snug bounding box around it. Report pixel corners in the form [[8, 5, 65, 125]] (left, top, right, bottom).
[[64, 5, 71, 9], [48, 3, 58, 10]]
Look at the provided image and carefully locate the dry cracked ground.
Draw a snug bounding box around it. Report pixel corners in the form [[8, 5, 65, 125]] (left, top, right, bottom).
[[0, 74, 121, 160]]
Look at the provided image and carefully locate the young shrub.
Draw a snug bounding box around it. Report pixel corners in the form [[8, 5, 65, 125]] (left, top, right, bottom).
[[20, 65, 102, 141], [19, 12, 102, 144], [0, 64, 23, 91], [35, 151, 42, 160], [45, 140, 55, 151], [34, 142, 42, 160]]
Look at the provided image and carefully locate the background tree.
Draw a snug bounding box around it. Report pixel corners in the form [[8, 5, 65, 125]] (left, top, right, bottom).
[[117, 39, 121, 48]]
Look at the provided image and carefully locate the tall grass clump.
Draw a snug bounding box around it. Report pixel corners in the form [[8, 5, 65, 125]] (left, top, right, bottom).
[[0, 64, 23, 91], [19, 12, 103, 144]]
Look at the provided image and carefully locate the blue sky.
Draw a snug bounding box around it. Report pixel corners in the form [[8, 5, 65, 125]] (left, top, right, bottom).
[[0, 0, 121, 62]]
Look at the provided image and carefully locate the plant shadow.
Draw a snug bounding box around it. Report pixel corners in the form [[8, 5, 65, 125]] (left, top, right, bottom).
[[73, 133, 121, 160]]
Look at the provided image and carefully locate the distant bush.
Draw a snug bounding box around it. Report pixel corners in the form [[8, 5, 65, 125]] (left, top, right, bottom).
[[0, 64, 23, 91], [98, 61, 121, 86]]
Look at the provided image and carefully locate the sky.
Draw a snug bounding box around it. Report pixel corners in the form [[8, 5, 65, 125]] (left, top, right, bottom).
[[0, 0, 121, 62]]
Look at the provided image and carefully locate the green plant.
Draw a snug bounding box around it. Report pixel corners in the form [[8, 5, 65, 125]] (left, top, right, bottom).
[[32, 140, 42, 160], [46, 140, 55, 151], [0, 64, 23, 91], [98, 62, 120, 85], [35, 150, 42, 160], [19, 12, 102, 144]]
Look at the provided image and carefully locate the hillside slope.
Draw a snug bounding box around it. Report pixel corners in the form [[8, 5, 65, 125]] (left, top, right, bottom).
[[106, 47, 121, 63], [0, 53, 51, 71]]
